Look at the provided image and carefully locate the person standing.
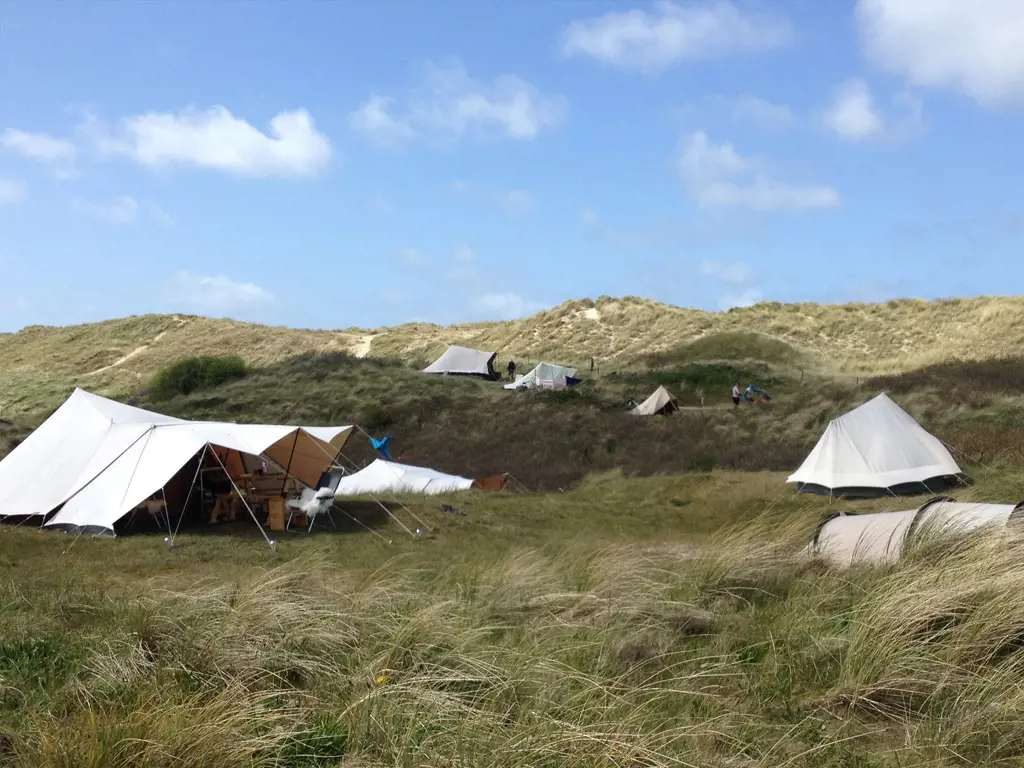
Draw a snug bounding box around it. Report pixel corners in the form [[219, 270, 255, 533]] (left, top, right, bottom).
[[731, 382, 741, 408], [507, 359, 517, 381]]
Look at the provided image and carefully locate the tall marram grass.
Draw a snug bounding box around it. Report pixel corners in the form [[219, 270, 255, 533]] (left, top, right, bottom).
[[8, 522, 1024, 765]]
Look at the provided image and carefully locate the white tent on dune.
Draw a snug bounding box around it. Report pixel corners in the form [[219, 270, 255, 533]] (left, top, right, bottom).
[[788, 393, 962, 498], [423, 345, 498, 379], [504, 362, 578, 391], [631, 386, 679, 416], [0, 388, 352, 537]]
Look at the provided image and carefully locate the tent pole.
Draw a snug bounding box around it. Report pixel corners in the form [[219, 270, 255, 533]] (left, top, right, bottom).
[[209, 448, 276, 550], [280, 431, 300, 496], [335, 504, 393, 544], [170, 444, 207, 547], [373, 498, 416, 537]]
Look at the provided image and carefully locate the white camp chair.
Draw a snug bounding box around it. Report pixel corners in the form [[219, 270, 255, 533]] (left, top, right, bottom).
[[285, 486, 336, 532]]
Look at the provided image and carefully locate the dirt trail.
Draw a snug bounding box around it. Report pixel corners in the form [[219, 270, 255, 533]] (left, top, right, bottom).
[[83, 329, 173, 377], [351, 334, 374, 358]]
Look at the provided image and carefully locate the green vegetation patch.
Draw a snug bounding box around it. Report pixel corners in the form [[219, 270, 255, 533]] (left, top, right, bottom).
[[150, 355, 248, 401]]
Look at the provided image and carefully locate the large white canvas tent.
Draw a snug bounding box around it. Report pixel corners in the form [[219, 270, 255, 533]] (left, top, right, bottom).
[[787, 393, 962, 497], [631, 386, 679, 416], [423, 345, 498, 379], [334, 459, 473, 496], [0, 389, 352, 536], [504, 362, 578, 391], [812, 497, 1024, 568]]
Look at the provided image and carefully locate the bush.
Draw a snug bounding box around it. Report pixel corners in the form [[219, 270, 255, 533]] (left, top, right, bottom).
[[150, 356, 248, 401]]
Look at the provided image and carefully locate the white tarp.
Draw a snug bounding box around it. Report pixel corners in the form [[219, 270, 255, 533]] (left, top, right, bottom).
[[787, 393, 961, 494], [334, 459, 473, 496], [423, 345, 497, 377], [0, 388, 352, 534], [631, 386, 679, 416], [504, 362, 578, 391]]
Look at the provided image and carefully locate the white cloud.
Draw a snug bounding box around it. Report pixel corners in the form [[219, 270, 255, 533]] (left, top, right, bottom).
[[453, 244, 474, 262], [493, 188, 535, 215], [561, 0, 794, 73], [856, 0, 1024, 107], [72, 195, 139, 224], [678, 131, 839, 211], [580, 207, 598, 224], [350, 61, 566, 145], [719, 288, 762, 310], [0, 179, 26, 206], [822, 79, 926, 142], [699, 259, 751, 284], [349, 95, 416, 147], [824, 78, 883, 141], [473, 292, 546, 320], [0, 129, 77, 174], [166, 271, 274, 314], [88, 106, 332, 178], [397, 248, 429, 266]]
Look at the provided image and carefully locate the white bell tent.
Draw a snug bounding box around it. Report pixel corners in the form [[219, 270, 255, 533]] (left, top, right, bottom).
[[631, 386, 679, 416], [787, 393, 962, 497], [334, 459, 474, 496], [423, 345, 498, 379], [504, 362, 578, 391], [0, 389, 352, 538]]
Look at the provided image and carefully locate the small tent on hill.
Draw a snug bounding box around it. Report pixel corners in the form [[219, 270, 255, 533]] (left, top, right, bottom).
[[787, 393, 962, 497], [0, 388, 352, 536], [334, 459, 474, 496], [504, 362, 578, 391], [423, 345, 498, 379], [631, 386, 679, 416]]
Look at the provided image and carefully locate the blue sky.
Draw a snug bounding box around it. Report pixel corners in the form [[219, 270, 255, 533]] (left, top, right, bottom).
[[1, 0, 1023, 332]]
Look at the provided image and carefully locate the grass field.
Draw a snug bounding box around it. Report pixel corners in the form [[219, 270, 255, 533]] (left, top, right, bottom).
[[3, 465, 1024, 767], [5, 297, 1024, 765]]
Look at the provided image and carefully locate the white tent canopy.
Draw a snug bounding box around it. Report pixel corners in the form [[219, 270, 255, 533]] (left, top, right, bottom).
[[504, 362, 578, 391], [423, 345, 497, 378], [787, 393, 962, 496], [0, 389, 352, 534], [334, 459, 473, 496], [631, 386, 679, 416]]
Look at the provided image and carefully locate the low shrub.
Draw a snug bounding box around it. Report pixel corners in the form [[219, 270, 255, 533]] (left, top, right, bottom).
[[150, 356, 248, 401]]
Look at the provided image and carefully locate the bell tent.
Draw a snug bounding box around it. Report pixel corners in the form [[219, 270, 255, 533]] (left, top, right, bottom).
[[504, 362, 578, 391], [631, 386, 679, 416], [788, 393, 961, 497], [423, 345, 498, 379], [0, 388, 353, 536]]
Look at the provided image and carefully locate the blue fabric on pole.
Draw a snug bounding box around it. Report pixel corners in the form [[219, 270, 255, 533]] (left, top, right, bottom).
[[371, 435, 392, 459]]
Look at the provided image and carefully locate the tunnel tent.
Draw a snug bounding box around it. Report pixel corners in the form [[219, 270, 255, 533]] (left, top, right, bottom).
[[334, 459, 474, 496], [787, 393, 962, 497], [631, 386, 679, 416], [423, 345, 498, 379], [811, 496, 1024, 568], [0, 388, 353, 538]]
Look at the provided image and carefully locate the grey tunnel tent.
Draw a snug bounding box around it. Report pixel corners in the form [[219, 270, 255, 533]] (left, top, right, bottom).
[[811, 496, 1024, 568], [787, 393, 963, 498], [422, 345, 499, 379]]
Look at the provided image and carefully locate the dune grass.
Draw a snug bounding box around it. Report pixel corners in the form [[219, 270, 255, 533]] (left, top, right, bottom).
[[3, 464, 1024, 766]]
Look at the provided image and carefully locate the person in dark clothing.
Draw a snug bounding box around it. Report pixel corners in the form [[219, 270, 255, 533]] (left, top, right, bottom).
[[507, 359, 517, 381]]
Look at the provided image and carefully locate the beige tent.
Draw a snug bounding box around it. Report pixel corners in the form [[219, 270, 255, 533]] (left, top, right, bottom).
[[631, 386, 679, 416], [811, 496, 1024, 568]]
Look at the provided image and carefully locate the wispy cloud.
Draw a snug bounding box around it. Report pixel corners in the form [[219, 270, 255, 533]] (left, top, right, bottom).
[[72, 195, 139, 224], [350, 60, 567, 147], [0, 129, 77, 176], [679, 131, 839, 211], [0, 179, 26, 206], [166, 271, 275, 315], [473, 292, 546, 320], [561, 0, 794, 73]]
